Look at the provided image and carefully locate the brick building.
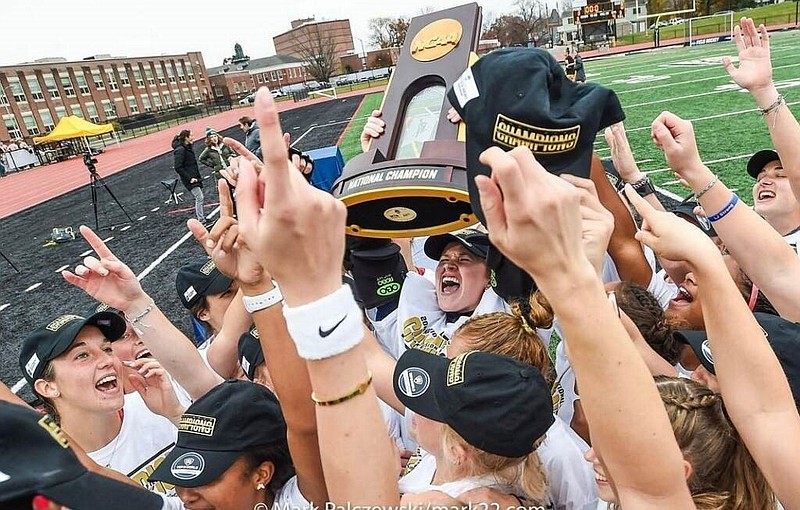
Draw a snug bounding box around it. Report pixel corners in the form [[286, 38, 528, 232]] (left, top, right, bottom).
[[208, 55, 311, 101], [273, 18, 355, 75], [0, 52, 209, 142]]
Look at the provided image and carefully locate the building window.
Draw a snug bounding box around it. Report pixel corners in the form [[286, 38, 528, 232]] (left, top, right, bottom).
[[106, 70, 118, 91], [214, 86, 224, 98], [71, 104, 83, 117], [55, 106, 67, 119], [176, 62, 185, 82], [182, 89, 190, 103], [186, 61, 195, 80], [0, 88, 8, 106], [126, 96, 139, 114], [270, 71, 277, 81], [117, 65, 130, 87], [133, 68, 144, 87], [145, 67, 155, 85], [172, 88, 182, 105], [59, 72, 76, 97], [152, 93, 163, 110], [192, 87, 201, 102], [234, 82, 240, 93], [21, 111, 39, 135], [167, 64, 176, 83], [91, 70, 104, 89], [3, 115, 21, 139], [86, 103, 100, 123], [39, 109, 55, 132], [26, 75, 44, 101], [101, 99, 114, 119], [141, 94, 151, 112], [163, 91, 173, 107], [44, 74, 60, 98], [75, 72, 90, 95], [257, 74, 263, 84]]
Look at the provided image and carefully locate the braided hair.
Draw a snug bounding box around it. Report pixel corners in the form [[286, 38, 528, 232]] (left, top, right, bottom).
[[614, 282, 683, 364]]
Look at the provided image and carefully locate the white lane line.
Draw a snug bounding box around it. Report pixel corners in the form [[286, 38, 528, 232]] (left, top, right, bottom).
[[120, 225, 132, 231], [624, 100, 800, 133], [55, 265, 69, 273], [0, 303, 10, 312], [102, 236, 114, 243], [635, 159, 654, 165], [79, 249, 93, 257], [151, 207, 160, 212], [11, 203, 222, 395], [137, 216, 147, 221], [24, 283, 42, 292], [655, 185, 683, 201]]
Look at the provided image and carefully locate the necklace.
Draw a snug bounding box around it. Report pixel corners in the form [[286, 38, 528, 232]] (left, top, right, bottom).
[[104, 410, 125, 469]]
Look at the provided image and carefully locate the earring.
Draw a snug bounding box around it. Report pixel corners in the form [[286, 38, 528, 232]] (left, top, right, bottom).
[[256, 483, 265, 491], [53, 391, 60, 397]]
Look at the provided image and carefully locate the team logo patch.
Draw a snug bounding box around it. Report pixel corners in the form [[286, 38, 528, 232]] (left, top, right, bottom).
[[446, 351, 475, 386], [38, 415, 69, 449], [701, 340, 714, 366], [199, 260, 216, 275], [493, 114, 580, 155], [183, 286, 197, 303], [241, 357, 251, 377], [46, 314, 82, 332], [397, 367, 430, 398], [170, 452, 205, 481], [25, 353, 40, 378], [179, 414, 216, 436]]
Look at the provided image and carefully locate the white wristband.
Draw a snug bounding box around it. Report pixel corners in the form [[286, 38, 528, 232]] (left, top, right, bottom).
[[282, 284, 363, 360], [242, 282, 283, 313]]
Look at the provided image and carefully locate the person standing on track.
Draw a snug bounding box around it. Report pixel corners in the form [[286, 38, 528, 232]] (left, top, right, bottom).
[[172, 129, 207, 225]]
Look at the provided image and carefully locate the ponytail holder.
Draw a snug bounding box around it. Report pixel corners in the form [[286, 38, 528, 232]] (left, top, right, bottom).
[[748, 283, 760, 311], [520, 315, 535, 335]]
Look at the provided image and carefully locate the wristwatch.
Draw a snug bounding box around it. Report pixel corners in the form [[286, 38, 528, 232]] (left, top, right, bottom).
[[242, 283, 283, 313]]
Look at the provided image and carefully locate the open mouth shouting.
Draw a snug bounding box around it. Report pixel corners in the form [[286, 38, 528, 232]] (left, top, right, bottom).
[[95, 373, 120, 394], [757, 189, 776, 202], [440, 275, 461, 295], [670, 285, 694, 307]]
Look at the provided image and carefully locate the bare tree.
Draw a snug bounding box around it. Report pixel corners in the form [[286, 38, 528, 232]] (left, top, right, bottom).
[[482, 10, 497, 38], [492, 15, 528, 46], [290, 23, 340, 82], [560, 0, 574, 17], [514, 0, 549, 43], [368, 16, 410, 48]]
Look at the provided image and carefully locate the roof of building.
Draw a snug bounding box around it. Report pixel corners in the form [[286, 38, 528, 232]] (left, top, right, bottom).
[[274, 18, 350, 39], [207, 54, 303, 76]]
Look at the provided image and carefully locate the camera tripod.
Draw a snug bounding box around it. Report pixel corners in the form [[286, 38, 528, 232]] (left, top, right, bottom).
[[89, 169, 133, 230]]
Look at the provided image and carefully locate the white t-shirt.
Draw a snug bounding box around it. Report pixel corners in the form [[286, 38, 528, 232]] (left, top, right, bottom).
[[398, 416, 598, 510], [273, 475, 310, 509], [89, 392, 179, 500], [783, 228, 800, 255]]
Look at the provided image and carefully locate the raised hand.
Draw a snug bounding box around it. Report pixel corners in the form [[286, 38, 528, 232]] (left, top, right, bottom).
[[650, 112, 711, 190], [125, 358, 185, 423], [187, 179, 266, 286], [560, 174, 615, 273], [474, 146, 589, 282], [604, 122, 644, 183], [235, 88, 346, 306], [723, 17, 773, 94], [62, 226, 146, 310], [624, 185, 718, 263]]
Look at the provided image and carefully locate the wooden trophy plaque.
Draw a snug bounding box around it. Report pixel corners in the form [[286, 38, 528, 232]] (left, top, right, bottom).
[[331, 3, 482, 238]]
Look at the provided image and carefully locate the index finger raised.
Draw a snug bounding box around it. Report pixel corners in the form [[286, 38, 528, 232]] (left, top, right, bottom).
[[253, 88, 292, 192], [79, 225, 116, 260], [218, 179, 234, 218]]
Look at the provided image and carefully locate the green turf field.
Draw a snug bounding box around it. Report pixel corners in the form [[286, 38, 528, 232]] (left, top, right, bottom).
[[588, 29, 800, 203]]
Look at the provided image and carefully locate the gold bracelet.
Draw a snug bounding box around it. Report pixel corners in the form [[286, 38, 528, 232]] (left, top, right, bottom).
[[311, 372, 372, 406]]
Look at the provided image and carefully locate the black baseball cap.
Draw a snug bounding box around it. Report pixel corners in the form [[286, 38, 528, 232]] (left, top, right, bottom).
[[424, 228, 490, 261], [149, 379, 287, 487], [238, 325, 264, 382], [746, 149, 781, 179], [447, 47, 625, 225], [671, 196, 717, 237], [19, 312, 127, 385], [675, 313, 800, 407], [0, 402, 163, 509], [176, 258, 234, 309], [393, 349, 554, 457]]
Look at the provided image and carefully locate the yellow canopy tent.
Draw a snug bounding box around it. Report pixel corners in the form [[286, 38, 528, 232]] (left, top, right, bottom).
[[33, 115, 118, 147]]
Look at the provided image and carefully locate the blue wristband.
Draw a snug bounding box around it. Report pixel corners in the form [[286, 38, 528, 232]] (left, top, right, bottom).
[[707, 194, 739, 222]]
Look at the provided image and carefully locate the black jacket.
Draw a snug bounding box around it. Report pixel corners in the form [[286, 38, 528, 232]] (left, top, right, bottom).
[[173, 138, 202, 190]]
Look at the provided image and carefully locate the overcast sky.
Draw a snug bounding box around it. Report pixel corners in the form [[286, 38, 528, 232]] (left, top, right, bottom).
[[1, 1, 533, 69]]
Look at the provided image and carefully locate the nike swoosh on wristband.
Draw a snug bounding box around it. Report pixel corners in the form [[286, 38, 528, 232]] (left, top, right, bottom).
[[319, 316, 347, 338]]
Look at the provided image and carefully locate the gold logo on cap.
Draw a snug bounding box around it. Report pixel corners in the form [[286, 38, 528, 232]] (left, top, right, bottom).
[[46, 315, 83, 332], [410, 19, 463, 62], [199, 260, 216, 275], [179, 414, 216, 436], [446, 350, 476, 386], [38, 415, 70, 448], [493, 114, 580, 155]]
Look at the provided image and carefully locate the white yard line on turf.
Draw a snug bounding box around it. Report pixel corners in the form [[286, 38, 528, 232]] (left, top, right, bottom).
[[645, 153, 754, 175], [10, 205, 222, 394], [624, 100, 800, 133], [291, 115, 371, 147]]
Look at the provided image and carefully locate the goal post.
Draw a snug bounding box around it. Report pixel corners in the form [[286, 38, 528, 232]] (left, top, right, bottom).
[[687, 11, 735, 46], [308, 87, 338, 100]]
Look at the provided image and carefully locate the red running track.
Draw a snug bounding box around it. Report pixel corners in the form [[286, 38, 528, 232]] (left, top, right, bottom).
[[0, 86, 385, 220]]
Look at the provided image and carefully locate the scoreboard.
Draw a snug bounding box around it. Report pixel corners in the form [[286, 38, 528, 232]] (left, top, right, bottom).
[[573, 1, 625, 24]]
